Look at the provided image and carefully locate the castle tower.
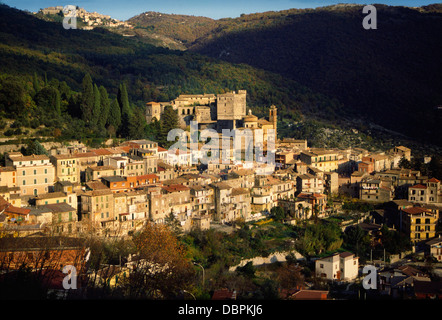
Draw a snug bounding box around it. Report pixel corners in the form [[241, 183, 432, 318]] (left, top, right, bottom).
[[269, 105, 277, 134]]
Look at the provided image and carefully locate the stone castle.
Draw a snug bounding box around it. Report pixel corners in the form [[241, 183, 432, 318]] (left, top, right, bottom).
[[145, 90, 277, 135]]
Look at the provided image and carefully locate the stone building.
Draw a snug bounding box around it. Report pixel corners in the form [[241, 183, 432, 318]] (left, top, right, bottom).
[[145, 91, 277, 139]]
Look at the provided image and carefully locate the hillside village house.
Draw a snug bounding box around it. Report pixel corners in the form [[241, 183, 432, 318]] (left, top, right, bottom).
[[6, 153, 55, 197], [79, 189, 115, 232], [278, 198, 313, 220], [359, 177, 394, 202], [425, 236, 442, 262], [85, 165, 123, 182], [408, 178, 441, 204], [113, 191, 149, 233], [296, 173, 324, 194], [361, 154, 392, 173], [390, 146, 412, 161], [296, 192, 328, 217], [42, 202, 78, 235], [50, 154, 81, 183], [315, 252, 359, 281], [35, 191, 78, 210], [190, 185, 215, 217], [0, 166, 16, 187], [300, 149, 339, 172]]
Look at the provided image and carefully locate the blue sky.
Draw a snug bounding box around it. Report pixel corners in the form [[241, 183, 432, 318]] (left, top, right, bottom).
[[2, 0, 439, 20]]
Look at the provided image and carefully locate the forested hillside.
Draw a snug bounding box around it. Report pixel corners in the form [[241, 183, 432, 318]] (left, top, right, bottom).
[[187, 4, 442, 146], [0, 4, 344, 146]]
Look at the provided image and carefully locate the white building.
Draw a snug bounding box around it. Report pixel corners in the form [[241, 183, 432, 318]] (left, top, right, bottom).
[[315, 252, 359, 281]]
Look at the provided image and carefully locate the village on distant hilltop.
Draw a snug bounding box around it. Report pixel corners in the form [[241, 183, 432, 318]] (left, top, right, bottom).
[[36, 6, 133, 30]]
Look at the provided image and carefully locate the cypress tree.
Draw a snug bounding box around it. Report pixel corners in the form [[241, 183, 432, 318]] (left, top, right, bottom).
[[98, 86, 110, 129], [118, 83, 132, 138], [108, 98, 121, 133], [117, 83, 131, 116], [92, 84, 101, 126], [80, 73, 94, 123]]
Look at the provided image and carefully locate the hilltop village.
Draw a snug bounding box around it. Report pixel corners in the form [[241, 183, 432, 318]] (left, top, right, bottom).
[[0, 91, 441, 300]]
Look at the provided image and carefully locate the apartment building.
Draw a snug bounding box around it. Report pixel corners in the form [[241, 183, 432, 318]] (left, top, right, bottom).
[[113, 191, 149, 234], [408, 178, 441, 204], [35, 191, 77, 210], [228, 188, 252, 222], [296, 173, 324, 194], [300, 149, 339, 172], [400, 206, 438, 243], [190, 185, 215, 217], [80, 189, 114, 230], [6, 153, 55, 196], [359, 177, 394, 202], [85, 165, 123, 182], [50, 154, 81, 183], [42, 202, 78, 235], [0, 166, 16, 187]]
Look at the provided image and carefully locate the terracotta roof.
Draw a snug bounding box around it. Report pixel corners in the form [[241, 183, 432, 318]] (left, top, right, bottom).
[[41, 203, 76, 213], [297, 192, 325, 199], [35, 192, 67, 200], [339, 251, 356, 258], [410, 184, 427, 189], [212, 288, 236, 300], [428, 178, 440, 183], [289, 290, 329, 300], [9, 154, 49, 162], [92, 149, 113, 156], [401, 207, 432, 215], [82, 189, 113, 197], [0, 196, 30, 216], [162, 184, 190, 193], [86, 181, 109, 190], [75, 151, 98, 158], [231, 188, 250, 196]]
